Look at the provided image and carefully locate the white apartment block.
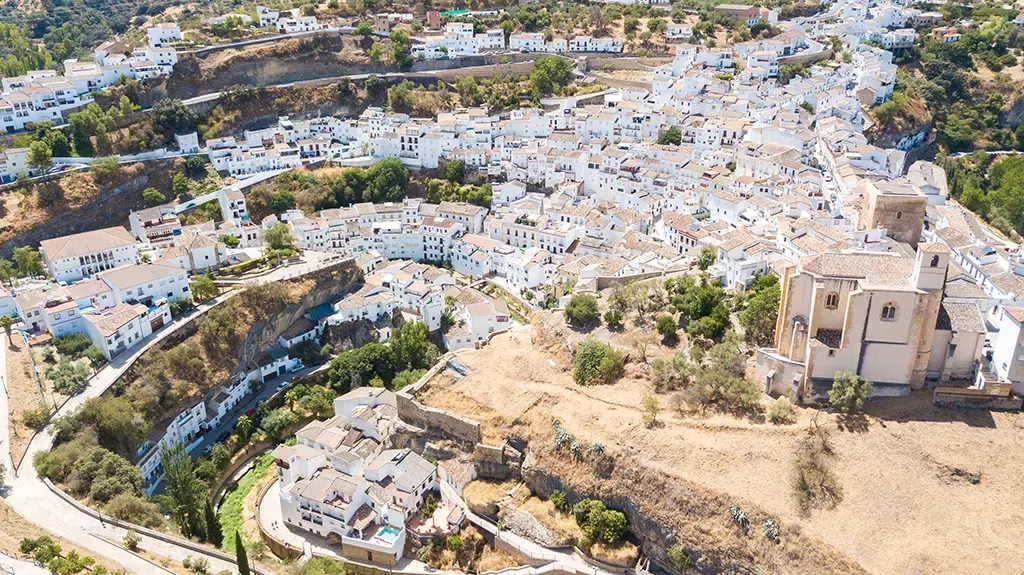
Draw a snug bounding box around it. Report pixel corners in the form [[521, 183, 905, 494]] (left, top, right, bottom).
[[40, 227, 140, 282]]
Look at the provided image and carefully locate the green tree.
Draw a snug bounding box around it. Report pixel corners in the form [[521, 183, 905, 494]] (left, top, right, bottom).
[[190, 276, 216, 302], [161, 443, 208, 540], [0, 260, 14, 285], [365, 75, 384, 97], [184, 156, 207, 178], [28, 140, 53, 171], [443, 160, 466, 183], [172, 173, 191, 197], [235, 415, 252, 443], [263, 223, 296, 251], [299, 385, 336, 418], [828, 370, 872, 413], [269, 190, 297, 213], [389, 29, 413, 68], [656, 315, 677, 341], [46, 360, 90, 395], [142, 187, 167, 207], [356, 21, 374, 37], [13, 246, 44, 277], [0, 315, 13, 343], [740, 274, 780, 346], [205, 498, 223, 547], [565, 294, 599, 327], [697, 245, 717, 271], [530, 55, 574, 96], [236, 531, 250, 575], [327, 343, 395, 392], [218, 234, 240, 248], [67, 447, 143, 503], [152, 99, 198, 133], [363, 157, 409, 202], [656, 126, 682, 146], [261, 407, 299, 439], [390, 321, 436, 371]]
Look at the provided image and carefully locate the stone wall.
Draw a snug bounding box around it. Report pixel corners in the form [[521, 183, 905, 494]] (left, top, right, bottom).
[[933, 387, 1023, 410], [395, 393, 482, 445]]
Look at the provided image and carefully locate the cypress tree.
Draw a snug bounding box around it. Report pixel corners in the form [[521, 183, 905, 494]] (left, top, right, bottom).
[[235, 531, 250, 575], [205, 499, 223, 547]]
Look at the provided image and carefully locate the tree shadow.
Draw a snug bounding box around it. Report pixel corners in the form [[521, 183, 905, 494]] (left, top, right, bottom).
[[836, 413, 870, 433], [862, 391, 998, 429]]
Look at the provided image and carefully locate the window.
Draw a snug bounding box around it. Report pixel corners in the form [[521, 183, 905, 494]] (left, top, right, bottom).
[[930, 254, 939, 267], [880, 303, 898, 322], [895, 211, 902, 220], [824, 292, 839, 310]]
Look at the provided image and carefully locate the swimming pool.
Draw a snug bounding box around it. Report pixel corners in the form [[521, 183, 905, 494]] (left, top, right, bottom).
[[375, 525, 402, 544]]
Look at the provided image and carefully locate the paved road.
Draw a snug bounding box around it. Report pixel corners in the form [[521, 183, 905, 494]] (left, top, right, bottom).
[[0, 251, 349, 574], [0, 552, 49, 575]]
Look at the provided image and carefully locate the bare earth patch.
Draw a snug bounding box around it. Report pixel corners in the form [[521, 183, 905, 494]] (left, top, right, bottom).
[[6, 341, 47, 469], [419, 322, 1024, 574]]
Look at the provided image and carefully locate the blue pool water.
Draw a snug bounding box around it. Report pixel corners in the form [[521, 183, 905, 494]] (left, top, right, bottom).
[[376, 525, 401, 543]]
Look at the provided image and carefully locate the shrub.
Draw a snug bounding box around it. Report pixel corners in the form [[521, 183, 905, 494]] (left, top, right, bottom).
[[66, 446, 143, 503], [123, 530, 141, 551], [573, 339, 624, 386], [603, 309, 623, 329], [46, 360, 90, 395], [52, 333, 92, 357], [550, 490, 569, 512], [656, 315, 677, 341], [641, 394, 661, 427], [792, 424, 842, 515], [666, 545, 692, 571], [565, 294, 599, 327], [573, 499, 627, 545], [766, 397, 795, 424], [22, 408, 48, 429], [90, 156, 122, 181], [107, 494, 164, 529], [142, 187, 167, 207], [828, 370, 872, 413]]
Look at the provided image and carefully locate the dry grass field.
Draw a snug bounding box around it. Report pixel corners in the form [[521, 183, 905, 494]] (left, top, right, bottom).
[[419, 320, 1024, 575]]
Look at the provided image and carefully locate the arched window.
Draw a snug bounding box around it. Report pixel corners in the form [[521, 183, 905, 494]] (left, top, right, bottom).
[[930, 254, 939, 267], [881, 303, 898, 322], [896, 211, 903, 220], [824, 292, 839, 310]]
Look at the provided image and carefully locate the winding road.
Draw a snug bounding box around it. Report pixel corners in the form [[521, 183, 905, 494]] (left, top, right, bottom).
[[0, 251, 346, 574]]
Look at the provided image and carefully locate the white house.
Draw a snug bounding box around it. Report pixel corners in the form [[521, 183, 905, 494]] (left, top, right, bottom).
[[40, 227, 140, 282]]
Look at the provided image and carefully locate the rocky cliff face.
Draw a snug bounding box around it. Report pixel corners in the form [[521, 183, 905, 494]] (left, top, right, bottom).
[[521, 449, 867, 575], [231, 259, 363, 377], [0, 173, 152, 257]]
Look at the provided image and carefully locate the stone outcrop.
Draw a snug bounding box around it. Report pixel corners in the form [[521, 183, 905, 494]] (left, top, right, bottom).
[[521, 449, 868, 575], [503, 510, 573, 548], [232, 259, 363, 377]]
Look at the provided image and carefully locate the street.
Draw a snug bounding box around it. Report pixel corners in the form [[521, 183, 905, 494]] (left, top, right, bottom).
[[0, 251, 350, 574]]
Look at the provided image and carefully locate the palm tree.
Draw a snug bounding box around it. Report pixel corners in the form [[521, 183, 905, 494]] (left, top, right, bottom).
[[0, 315, 13, 344]]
